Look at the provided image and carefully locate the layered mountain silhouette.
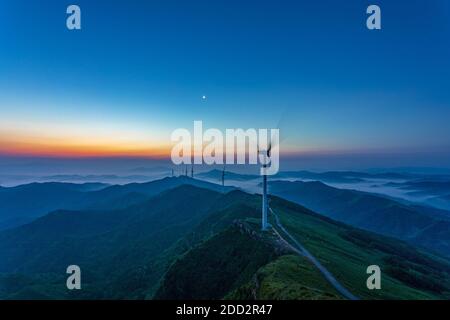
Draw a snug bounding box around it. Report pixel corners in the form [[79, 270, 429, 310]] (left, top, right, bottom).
[[268, 180, 450, 257], [198, 169, 259, 181], [384, 180, 450, 210], [0, 176, 233, 231], [1, 181, 449, 299], [386, 180, 450, 197], [198, 169, 421, 184]]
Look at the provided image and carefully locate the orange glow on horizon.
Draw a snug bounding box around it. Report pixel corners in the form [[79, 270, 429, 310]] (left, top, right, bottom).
[[0, 143, 171, 158], [0, 128, 307, 159], [0, 123, 177, 158], [0, 132, 172, 158]]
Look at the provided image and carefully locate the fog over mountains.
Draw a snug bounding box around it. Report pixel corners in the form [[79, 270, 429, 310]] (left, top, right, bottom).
[[1, 169, 450, 299], [1, 181, 450, 299]]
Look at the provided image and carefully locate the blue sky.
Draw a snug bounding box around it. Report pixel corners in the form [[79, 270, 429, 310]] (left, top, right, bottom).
[[0, 0, 449, 169]]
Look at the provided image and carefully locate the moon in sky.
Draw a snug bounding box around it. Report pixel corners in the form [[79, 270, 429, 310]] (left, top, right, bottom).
[[202, 95, 207, 100]]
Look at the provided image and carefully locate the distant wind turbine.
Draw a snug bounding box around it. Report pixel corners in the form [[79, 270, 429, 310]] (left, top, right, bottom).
[[221, 165, 226, 192]]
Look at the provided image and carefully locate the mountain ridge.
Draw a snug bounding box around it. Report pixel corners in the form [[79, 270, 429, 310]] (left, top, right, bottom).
[[268, 180, 450, 257]]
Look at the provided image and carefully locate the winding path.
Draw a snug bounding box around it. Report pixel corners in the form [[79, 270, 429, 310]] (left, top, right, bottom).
[[269, 207, 359, 300]]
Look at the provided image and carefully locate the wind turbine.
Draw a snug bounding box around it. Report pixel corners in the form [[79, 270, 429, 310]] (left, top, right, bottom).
[[221, 164, 226, 192], [258, 142, 272, 231]]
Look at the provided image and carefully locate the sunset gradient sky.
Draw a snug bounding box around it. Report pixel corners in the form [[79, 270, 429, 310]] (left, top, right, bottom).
[[1, 0, 449, 169]]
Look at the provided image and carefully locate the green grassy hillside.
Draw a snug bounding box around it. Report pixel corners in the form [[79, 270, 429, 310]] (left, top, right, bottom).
[[269, 196, 450, 299], [1, 182, 450, 300], [269, 180, 450, 257], [155, 221, 340, 300], [0, 176, 233, 231], [228, 255, 341, 300]]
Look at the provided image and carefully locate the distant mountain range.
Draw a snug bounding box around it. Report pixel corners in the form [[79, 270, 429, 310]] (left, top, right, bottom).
[[198, 169, 425, 184], [1, 182, 450, 299], [380, 180, 450, 210], [386, 180, 450, 196], [129, 166, 171, 173], [197, 169, 259, 181], [40, 174, 153, 183], [276, 171, 417, 183], [268, 180, 450, 257], [0, 174, 158, 187], [0, 176, 233, 231]]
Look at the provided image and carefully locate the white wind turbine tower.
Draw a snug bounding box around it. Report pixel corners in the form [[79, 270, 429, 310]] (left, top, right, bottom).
[[258, 125, 282, 231], [221, 164, 226, 192], [259, 142, 272, 231]]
